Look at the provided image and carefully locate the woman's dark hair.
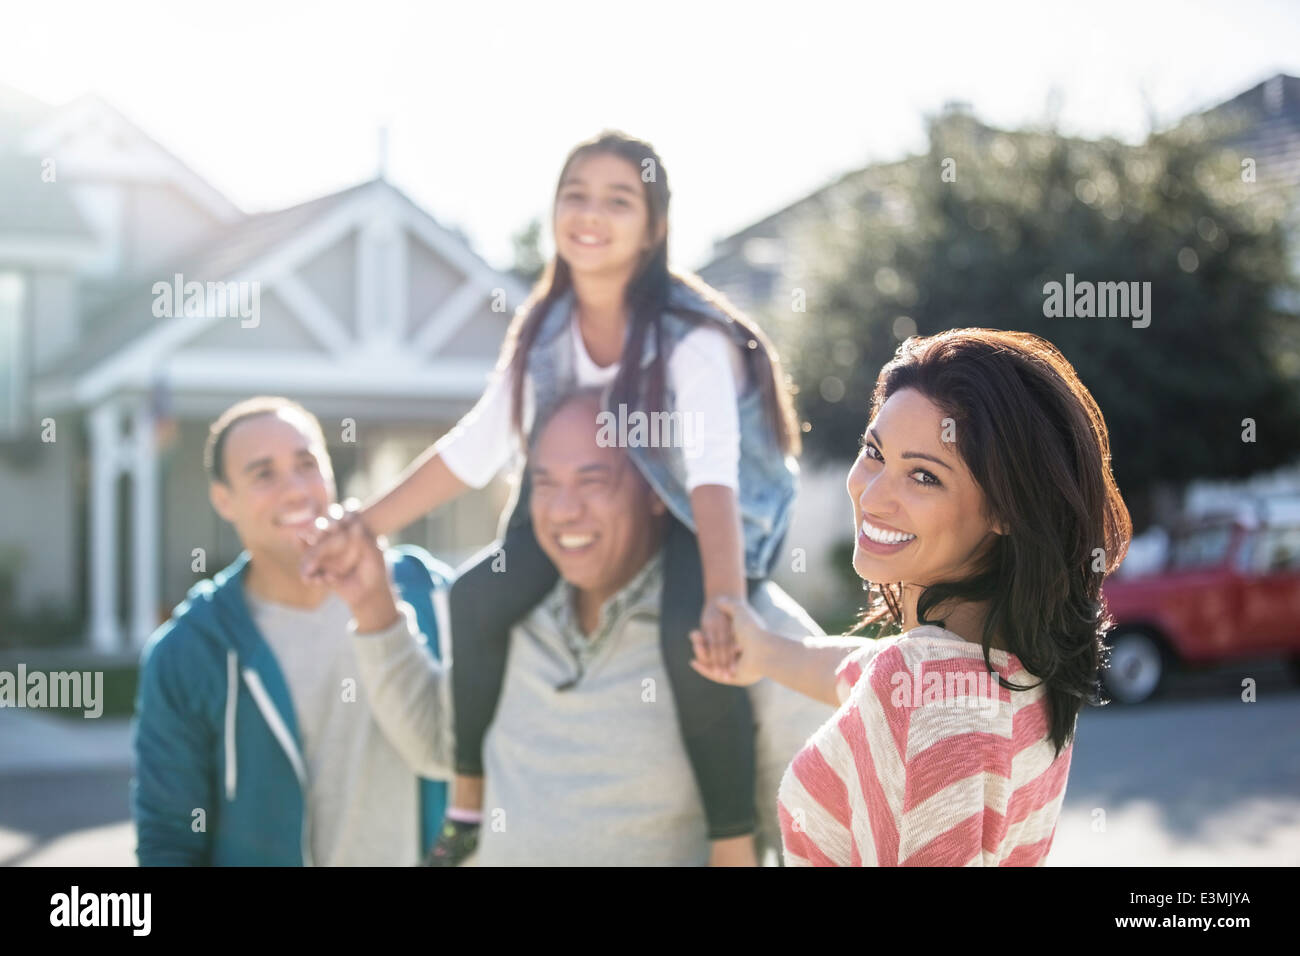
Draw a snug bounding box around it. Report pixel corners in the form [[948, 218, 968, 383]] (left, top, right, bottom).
[[497, 130, 800, 457], [857, 328, 1132, 758]]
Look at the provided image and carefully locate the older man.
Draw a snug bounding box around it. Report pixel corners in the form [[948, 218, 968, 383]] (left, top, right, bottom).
[[334, 389, 833, 865]]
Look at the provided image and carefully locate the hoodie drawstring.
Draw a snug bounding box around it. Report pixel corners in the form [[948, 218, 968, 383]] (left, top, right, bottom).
[[225, 650, 238, 800]]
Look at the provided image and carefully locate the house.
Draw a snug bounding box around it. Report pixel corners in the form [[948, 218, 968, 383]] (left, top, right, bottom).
[[1195, 73, 1300, 192], [0, 86, 528, 651]]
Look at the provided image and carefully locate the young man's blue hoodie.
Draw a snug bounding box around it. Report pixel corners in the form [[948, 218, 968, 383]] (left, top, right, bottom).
[[131, 545, 452, 866]]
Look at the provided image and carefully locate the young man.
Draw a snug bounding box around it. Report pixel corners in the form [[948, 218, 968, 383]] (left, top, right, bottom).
[[131, 397, 451, 865], [329, 390, 836, 865]]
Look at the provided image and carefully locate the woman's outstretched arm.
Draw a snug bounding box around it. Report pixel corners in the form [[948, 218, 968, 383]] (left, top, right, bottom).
[[361, 448, 470, 537], [690, 597, 873, 708]]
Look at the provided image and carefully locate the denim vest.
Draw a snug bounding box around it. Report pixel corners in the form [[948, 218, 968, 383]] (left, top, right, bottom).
[[524, 280, 799, 579]]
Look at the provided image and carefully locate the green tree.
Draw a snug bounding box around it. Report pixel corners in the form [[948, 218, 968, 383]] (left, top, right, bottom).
[[785, 111, 1300, 527]]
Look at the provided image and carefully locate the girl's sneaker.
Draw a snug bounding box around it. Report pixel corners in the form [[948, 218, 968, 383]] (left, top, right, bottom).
[[422, 818, 479, 866]]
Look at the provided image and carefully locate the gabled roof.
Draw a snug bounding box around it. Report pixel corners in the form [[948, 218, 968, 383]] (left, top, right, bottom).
[[36, 176, 528, 408], [0, 86, 95, 240], [0, 153, 95, 238], [706, 157, 913, 258], [0, 83, 51, 149], [10, 91, 243, 225], [1200, 73, 1300, 126], [1192, 73, 1300, 191], [44, 181, 369, 382], [74, 179, 373, 334], [703, 109, 1005, 260]]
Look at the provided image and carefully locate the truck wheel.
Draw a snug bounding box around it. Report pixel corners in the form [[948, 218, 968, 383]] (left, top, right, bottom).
[[1102, 630, 1166, 704]]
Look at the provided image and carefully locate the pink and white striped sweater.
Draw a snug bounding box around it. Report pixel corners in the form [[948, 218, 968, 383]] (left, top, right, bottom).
[[776, 626, 1073, 866]]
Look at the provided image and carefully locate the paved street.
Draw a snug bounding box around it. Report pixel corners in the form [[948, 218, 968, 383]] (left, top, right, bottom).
[[2, 660, 1297, 866], [1050, 659, 1300, 866], [0, 712, 135, 867], [0, 767, 134, 866]]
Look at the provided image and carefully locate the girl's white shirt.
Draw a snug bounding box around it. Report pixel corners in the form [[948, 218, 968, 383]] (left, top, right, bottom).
[[435, 311, 748, 492]]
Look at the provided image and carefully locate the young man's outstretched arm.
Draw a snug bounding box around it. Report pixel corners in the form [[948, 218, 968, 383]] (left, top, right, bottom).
[[327, 520, 456, 780]]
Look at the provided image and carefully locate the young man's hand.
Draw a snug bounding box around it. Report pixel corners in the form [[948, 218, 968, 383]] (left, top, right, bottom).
[[300, 503, 399, 632], [299, 501, 368, 585]]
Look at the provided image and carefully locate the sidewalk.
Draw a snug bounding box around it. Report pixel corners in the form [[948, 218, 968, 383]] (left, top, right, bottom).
[[0, 708, 133, 774], [0, 709, 137, 865]]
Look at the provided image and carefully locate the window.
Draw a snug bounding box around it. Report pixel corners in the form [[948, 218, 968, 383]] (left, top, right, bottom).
[[0, 272, 26, 436], [1245, 526, 1300, 575], [1168, 524, 1233, 570]]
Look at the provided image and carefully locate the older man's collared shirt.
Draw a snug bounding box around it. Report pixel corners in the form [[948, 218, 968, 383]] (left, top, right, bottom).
[[468, 554, 836, 866], [545, 552, 664, 677]]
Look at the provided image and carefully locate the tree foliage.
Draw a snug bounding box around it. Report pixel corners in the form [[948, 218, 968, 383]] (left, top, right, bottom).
[[782, 111, 1300, 523]]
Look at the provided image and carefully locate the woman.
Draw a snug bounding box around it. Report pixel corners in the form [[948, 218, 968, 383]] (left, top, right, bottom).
[[302, 131, 802, 866], [691, 328, 1131, 866]]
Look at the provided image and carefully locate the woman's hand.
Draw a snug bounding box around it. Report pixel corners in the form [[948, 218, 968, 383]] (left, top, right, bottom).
[[689, 596, 775, 687]]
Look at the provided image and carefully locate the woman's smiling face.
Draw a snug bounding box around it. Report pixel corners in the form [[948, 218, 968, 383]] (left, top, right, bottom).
[[847, 387, 1003, 588]]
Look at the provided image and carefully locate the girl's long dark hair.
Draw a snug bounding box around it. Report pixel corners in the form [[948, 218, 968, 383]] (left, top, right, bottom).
[[497, 130, 800, 457], [857, 329, 1132, 758]]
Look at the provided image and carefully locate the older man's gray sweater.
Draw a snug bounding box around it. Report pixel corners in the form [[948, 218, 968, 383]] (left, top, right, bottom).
[[349, 558, 834, 866]]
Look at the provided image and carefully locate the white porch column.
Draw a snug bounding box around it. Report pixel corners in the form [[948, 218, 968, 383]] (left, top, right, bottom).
[[88, 402, 122, 652], [130, 399, 160, 649]]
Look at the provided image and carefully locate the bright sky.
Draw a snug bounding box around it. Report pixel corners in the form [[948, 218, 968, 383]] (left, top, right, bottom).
[[4, 0, 1298, 270]]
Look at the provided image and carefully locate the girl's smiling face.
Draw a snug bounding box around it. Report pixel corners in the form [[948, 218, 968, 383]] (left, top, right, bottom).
[[553, 151, 658, 279], [847, 387, 1004, 588]]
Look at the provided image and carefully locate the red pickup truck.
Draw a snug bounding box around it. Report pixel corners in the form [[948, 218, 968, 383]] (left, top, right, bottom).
[[1100, 499, 1300, 703]]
